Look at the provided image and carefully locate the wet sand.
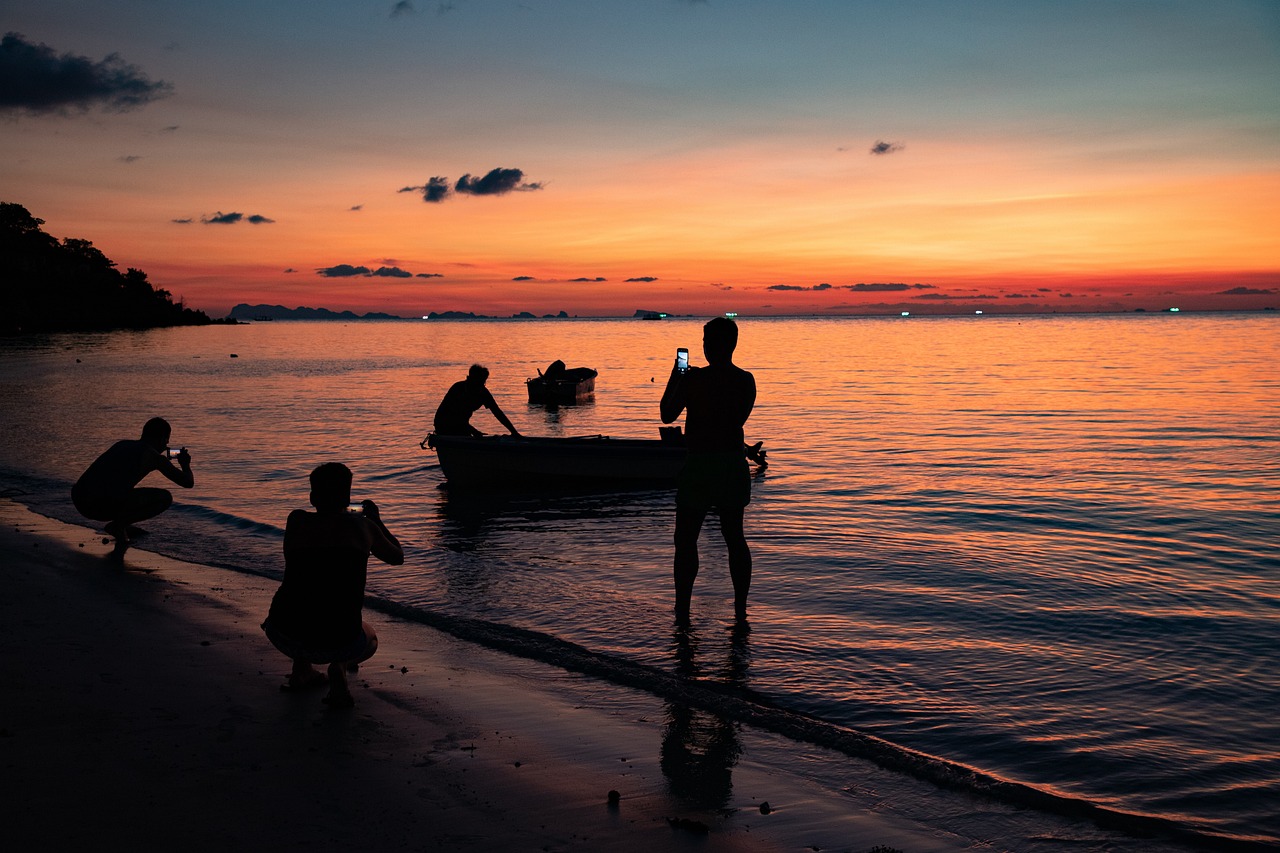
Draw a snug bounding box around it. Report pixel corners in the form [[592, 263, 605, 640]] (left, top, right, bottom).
[[0, 499, 985, 852]]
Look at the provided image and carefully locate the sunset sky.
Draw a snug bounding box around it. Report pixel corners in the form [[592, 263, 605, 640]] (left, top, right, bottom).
[[3, 1, 1278, 317]]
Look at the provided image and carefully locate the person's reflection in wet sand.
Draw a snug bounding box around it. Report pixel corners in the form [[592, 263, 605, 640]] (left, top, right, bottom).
[[660, 620, 751, 810]]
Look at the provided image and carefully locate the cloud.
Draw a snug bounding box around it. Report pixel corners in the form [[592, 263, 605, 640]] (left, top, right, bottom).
[[512, 275, 535, 281], [1, 32, 173, 115], [284, 268, 297, 273], [349, 204, 363, 211], [118, 155, 141, 164], [870, 140, 904, 155], [416, 272, 443, 278], [570, 277, 608, 282], [400, 168, 543, 203], [766, 283, 833, 292], [170, 217, 193, 224], [317, 264, 373, 277], [1218, 286, 1276, 295], [843, 282, 935, 291], [371, 266, 412, 278], [626, 276, 658, 282], [400, 176, 452, 203], [456, 168, 542, 196], [390, 1, 415, 16], [199, 211, 274, 224], [159, 124, 179, 133], [710, 283, 733, 290]]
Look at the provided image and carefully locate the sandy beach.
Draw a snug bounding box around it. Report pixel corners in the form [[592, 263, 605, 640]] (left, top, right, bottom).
[[0, 499, 987, 853]]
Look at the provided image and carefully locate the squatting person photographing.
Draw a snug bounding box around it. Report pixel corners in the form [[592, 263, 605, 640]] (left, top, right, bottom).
[[262, 462, 403, 708], [660, 317, 757, 621], [71, 416, 194, 558]]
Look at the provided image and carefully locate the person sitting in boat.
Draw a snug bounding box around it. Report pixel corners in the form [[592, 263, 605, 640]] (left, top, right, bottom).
[[262, 462, 403, 707], [433, 363, 523, 438], [71, 416, 195, 558]]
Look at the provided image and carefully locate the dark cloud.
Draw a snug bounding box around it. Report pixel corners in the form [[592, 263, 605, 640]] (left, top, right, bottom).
[[870, 140, 904, 155], [170, 217, 193, 224], [160, 124, 179, 133], [842, 282, 935, 291], [371, 266, 412, 278], [1219, 286, 1276, 295], [626, 276, 658, 283], [400, 176, 451, 203], [199, 211, 273, 225], [284, 268, 297, 273], [400, 168, 542, 203], [317, 264, 373, 277], [766, 283, 833, 292], [456, 168, 541, 196], [710, 283, 733, 290], [349, 204, 363, 211], [512, 275, 535, 281], [570, 277, 607, 282], [1, 32, 173, 115], [118, 155, 141, 164], [390, 1, 415, 16], [416, 272, 443, 279]]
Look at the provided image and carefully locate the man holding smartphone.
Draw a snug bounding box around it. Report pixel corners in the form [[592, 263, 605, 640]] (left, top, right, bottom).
[[660, 317, 757, 621]]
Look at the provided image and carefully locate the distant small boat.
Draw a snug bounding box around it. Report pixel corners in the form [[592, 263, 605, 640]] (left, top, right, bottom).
[[526, 360, 598, 404]]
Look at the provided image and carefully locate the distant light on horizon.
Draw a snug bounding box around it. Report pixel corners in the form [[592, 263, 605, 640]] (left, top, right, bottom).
[[901, 311, 911, 317]]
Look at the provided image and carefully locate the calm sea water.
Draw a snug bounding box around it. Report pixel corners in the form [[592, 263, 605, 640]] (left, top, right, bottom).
[[2, 314, 1277, 848]]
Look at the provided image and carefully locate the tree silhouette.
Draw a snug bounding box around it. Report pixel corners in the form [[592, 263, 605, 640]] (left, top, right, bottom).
[[1, 202, 222, 333]]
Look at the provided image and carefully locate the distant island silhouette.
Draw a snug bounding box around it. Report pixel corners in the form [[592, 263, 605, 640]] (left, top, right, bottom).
[[1, 202, 227, 334], [232, 305, 578, 320], [230, 304, 404, 321]]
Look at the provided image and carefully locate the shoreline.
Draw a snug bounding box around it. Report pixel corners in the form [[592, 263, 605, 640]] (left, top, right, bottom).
[[1, 499, 979, 852]]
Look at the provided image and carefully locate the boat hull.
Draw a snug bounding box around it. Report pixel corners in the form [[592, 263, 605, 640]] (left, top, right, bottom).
[[526, 374, 596, 403], [427, 434, 685, 489]]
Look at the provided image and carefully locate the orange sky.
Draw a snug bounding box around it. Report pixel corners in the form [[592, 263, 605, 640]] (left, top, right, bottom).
[[4, 2, 1278, 317]]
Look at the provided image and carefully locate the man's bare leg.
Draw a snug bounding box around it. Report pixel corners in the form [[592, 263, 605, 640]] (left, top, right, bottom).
[[674, 505, 707, 619], [720, 507, 751, 621]]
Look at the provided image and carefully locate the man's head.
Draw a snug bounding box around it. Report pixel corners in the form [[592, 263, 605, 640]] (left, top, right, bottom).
[[140, 417, 171, 450], [467, 364, 490, 385], [309, 462, 353, 511], [702, 316, 739, 365]]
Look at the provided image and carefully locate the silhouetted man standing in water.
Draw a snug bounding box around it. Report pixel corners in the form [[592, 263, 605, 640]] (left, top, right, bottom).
[[71, 416, 194, 558], [433, 364, 522, 438], [661, 317, 757, 621]]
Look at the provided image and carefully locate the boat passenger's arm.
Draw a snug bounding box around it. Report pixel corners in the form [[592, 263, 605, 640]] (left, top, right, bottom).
[[489, 400, 522, 437]]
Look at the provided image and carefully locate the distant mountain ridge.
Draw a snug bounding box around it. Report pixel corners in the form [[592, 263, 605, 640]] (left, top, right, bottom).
[[229, 304, 403, 320]]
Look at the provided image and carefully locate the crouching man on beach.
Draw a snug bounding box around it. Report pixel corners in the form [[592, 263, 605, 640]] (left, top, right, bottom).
[[71, 416, 194, 558], [262, 463, 403, 708]]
